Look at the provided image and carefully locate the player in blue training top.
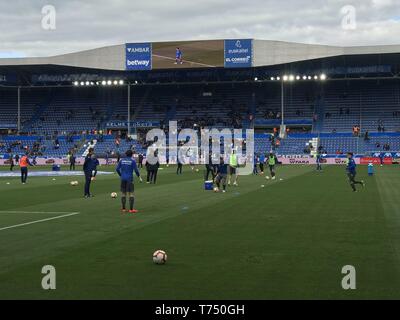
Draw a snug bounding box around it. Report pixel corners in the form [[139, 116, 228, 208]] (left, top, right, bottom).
[[346, 152, 365, 192], [175, 47, 183, 65], [116, 150, 143, 213]]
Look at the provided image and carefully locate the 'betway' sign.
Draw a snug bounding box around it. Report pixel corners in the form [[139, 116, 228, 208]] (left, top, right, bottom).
[[126, 43, 152, 70]]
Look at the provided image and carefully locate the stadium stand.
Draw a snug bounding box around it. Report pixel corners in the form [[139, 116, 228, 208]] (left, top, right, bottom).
[[1, 78, 399, 158]]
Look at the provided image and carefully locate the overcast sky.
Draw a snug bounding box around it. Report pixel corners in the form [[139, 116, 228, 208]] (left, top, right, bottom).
[[0, 0, 399, 58]]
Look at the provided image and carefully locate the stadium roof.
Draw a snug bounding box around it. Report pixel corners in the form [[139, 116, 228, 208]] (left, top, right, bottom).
[[0, 40, 399, 71]]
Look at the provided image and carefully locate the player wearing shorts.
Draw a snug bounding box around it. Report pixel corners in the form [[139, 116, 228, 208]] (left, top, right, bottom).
[[266, 153, 276, 180], [116, 150, 143, 213], [175, 47, 183, 64], [346, 152, 365, 192], [228, 150, 238, 186]]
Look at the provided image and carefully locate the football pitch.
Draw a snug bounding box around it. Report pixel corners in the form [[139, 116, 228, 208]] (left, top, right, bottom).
[[0, 164, 399, 299]]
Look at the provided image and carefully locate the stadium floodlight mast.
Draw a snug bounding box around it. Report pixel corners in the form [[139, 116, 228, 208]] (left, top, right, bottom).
[[71, 79, 131, 135], [269, 73, 327, 132]]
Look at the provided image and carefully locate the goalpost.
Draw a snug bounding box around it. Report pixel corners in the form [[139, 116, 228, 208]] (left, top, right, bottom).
[[146, 145, 201, 165]]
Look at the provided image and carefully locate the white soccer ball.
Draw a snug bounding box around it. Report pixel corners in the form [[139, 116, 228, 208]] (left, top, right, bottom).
[[111, 192, 118, 198], [213, 187, 219, 192], [70, 181, 78, 186], [261, 185, 265, 188], [153, 250, 167, 265]]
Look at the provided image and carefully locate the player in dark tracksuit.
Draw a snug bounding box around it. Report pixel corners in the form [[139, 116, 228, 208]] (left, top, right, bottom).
[[215, 158, 228, 193], [83, 148, 96, 198], [69, 153, 76, 171], [148, 159, 159, 184], [9, 154, 14, 171], [205, 154, 216, 181], [177, 158, 183, 175], [116, 150, 142, 213], [346, 153, 365, 192], [92, 157, 100, 179]]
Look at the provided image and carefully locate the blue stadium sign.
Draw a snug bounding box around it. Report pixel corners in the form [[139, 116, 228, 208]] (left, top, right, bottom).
[[125, 43, 152, 70], [106, 121, 159, 128], [224, 39, 253, 68]]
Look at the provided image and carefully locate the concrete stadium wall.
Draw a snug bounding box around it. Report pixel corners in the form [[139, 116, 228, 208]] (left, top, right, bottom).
[[0, 44, 125, 70]]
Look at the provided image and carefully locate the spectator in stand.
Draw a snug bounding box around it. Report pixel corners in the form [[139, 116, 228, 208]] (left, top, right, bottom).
[[364, 131, 370, 141]]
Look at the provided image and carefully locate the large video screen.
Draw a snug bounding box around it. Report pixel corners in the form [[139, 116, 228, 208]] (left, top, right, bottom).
[[125, 39, 252, 70]]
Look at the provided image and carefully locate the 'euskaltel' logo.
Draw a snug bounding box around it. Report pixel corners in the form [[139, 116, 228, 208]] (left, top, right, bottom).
[[145, 121, 254, 176]]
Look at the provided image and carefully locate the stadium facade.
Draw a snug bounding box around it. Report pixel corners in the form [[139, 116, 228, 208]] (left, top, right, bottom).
[[1, 39, 400, 70]]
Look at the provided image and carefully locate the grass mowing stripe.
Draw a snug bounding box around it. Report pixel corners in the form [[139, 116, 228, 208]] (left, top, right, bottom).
[[375, 167, 400, 267]]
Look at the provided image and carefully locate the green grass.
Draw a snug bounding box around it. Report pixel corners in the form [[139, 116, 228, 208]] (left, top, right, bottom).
[[0, 164, 399, 299]]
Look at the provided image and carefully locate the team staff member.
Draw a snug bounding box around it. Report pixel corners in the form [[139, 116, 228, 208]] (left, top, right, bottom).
[[83, 148, 96, 198], [116, 150, 143, 213], [20, 153, 33, 184]]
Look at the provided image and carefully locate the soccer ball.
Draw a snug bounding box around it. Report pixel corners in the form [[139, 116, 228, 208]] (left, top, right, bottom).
[[153, 250, 167, 265], [70, 181, 78, 186], [111, 192, 118, 198], [213, 187, 219, 192], [195, 168, 199, 172]]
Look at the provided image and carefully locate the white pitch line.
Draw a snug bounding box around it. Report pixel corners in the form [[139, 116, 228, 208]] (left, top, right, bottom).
[[152, 54, 217, 68], [0, 212, 80, 232], [0, 211, 80, 214]]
